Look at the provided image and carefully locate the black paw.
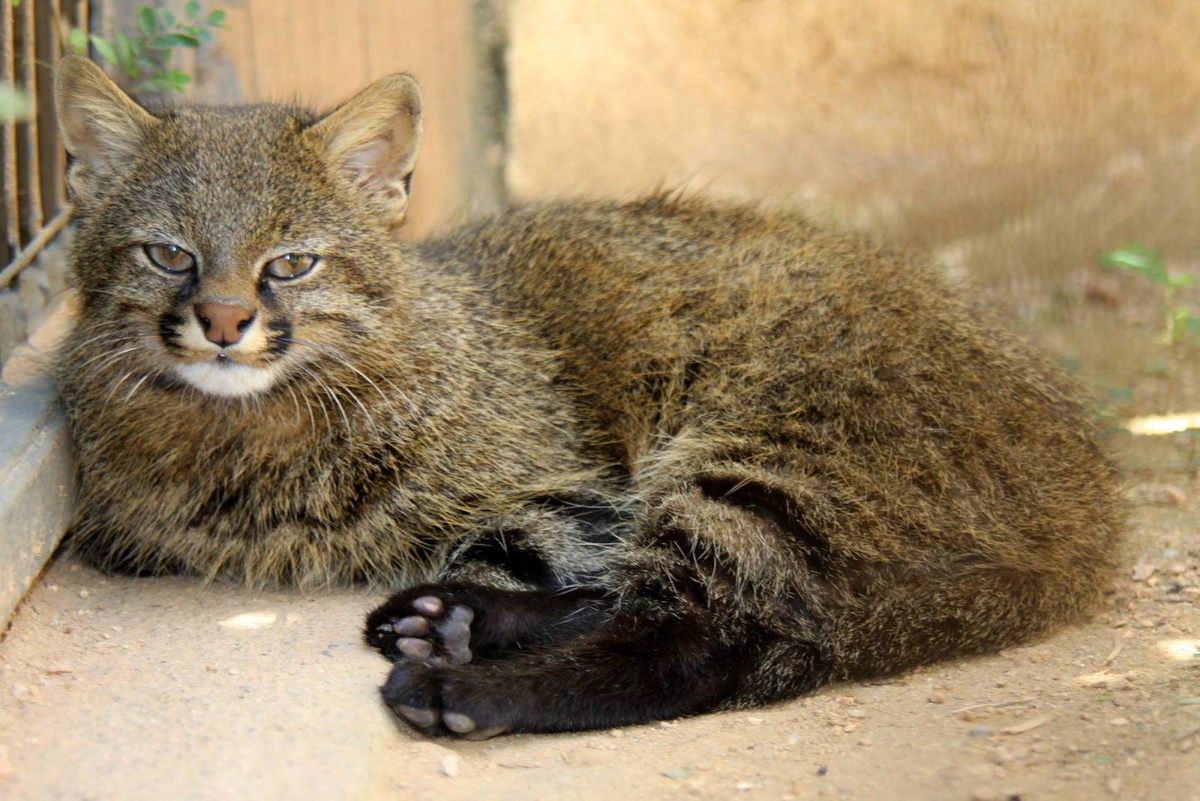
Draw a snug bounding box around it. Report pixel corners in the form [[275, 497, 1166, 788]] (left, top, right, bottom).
[[381, 660, 509, 740], [365, 586, 477, 665]]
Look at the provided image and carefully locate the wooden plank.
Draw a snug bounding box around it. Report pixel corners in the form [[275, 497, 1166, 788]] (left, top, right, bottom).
[[17, 0, 43, 233], [2, 0, 19, 254]]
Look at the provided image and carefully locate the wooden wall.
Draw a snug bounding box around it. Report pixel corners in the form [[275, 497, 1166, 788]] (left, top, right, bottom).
[[104, 0, 472, 238]]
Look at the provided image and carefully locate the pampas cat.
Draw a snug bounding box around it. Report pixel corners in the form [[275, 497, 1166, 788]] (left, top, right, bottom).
[[53, 56, 1121, 737]]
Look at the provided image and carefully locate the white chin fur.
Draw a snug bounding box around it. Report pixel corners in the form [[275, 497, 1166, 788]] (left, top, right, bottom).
[[173, 360, 282, 397]]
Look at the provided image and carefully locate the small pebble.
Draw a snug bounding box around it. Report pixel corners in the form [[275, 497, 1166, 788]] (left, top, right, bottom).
[[968, 726, 994, 739], [970, 786, 998, 801], [929, 691, 946, 704], [857, 737, 874, 747], [817, 765, 827, 776], [1109, 717, 1129, 727], [609, 729, 625, 738], [746, 716, 764, 725], [848, 709, 866, 719], [440, 754, 459, 778], [77, 589, 90, 598], [1130, 563, 1155, 582], [1106, 777, 1122, 795], [735, 781, 755, 791]]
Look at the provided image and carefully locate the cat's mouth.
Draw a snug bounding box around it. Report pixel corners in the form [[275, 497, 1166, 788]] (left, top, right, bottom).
[[172, 355, 284, 397]]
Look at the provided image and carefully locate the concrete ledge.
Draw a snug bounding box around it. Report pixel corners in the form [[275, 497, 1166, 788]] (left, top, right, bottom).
[[0, 375, 74, 627]]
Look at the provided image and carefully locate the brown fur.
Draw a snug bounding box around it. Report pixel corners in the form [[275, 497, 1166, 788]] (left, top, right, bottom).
[[52, 57, 1122, 734]]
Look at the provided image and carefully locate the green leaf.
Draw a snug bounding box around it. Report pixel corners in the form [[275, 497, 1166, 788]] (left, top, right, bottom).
[[138, 6, 157, 36], [165, 70, 191, 88], [114, 32, 138, 78], [1099, 244, 1168, 284], [185, 0, 201, 19], [206, 9, 227, 26], [90, 35, 119, 65], [191, 27, 213, 42], [1185, 315, 1200, 334], [157, 9, 176, 28], [1168, 272, 1196, 289], [148, 33, 201, 49], [67, 27, 88, 54], [0, 85, 32, 121]]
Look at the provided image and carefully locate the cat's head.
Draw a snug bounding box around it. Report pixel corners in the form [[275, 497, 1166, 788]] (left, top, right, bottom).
[[53, 56, 423, 398]]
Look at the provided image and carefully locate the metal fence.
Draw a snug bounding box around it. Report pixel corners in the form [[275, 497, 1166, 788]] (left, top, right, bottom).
[[0, 1, 91, 367]]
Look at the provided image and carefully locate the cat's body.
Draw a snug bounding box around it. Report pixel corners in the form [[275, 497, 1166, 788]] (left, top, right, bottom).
[[53, 57, 1122, 736]]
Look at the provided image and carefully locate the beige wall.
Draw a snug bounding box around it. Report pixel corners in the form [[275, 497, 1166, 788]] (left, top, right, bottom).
[[93, 1, 1200, 280], [507, 0, 1200, 281]]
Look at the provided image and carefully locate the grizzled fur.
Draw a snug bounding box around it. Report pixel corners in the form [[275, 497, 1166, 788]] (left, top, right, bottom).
[[53, 56, 1122, 737]]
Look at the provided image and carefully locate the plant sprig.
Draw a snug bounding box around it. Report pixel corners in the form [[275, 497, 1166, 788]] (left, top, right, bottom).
[[68, 2, 228, 95], [1100, 244, 1199, 347]]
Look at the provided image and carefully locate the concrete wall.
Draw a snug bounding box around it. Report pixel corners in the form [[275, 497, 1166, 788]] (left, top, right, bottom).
[[506, 0, 1200, 281]]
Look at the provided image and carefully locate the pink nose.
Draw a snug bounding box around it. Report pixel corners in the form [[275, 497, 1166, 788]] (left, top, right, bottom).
[[196, 302, 254, 346]]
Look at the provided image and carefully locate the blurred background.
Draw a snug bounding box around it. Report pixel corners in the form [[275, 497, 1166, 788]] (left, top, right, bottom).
[[2, 0, 1198, 430], [0, 7, 1198, 792]]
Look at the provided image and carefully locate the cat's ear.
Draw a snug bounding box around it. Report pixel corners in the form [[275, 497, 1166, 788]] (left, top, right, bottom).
[[54, 55, 158, 205], [312, 73, 423, 229]]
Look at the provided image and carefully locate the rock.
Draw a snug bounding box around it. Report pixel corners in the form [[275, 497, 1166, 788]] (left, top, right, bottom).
[[848, 709, 866, 719], [1130, 563, 1156, 582], [1107, 777, 1122, 795], [929, 691, 947, 704], [440, 754, 459, 778], [1109, 717, 1129, 726]]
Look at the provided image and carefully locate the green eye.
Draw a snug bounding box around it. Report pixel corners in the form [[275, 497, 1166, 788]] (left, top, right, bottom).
[[265, 253, 320, 280], [144, 243, 195, 274]]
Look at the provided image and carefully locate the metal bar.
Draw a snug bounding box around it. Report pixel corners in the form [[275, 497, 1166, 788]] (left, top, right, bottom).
[[18, 0, 43, 233], [0, 205, 73, 291], [1, 0, 20, 253]]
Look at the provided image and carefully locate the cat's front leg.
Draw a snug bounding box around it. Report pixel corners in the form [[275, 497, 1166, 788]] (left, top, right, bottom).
[[365, 583, 611, 664], [377, 599, 823, 737]]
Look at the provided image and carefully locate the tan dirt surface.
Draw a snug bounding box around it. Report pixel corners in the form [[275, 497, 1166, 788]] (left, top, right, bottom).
[[1, 470, 1197, 800]]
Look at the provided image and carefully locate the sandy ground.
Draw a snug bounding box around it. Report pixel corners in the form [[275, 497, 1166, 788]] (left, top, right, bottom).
[[0, 463, 1196, 800]]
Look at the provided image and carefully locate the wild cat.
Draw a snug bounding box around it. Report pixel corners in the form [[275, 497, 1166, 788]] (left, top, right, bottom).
[[52, 55, 1121, 737]]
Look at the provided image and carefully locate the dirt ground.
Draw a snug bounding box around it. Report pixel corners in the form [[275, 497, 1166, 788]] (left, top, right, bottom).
[[0, 479, 1197, 801]]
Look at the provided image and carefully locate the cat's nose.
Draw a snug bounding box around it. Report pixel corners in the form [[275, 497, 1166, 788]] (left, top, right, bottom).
[[196, 302, 255, 347]]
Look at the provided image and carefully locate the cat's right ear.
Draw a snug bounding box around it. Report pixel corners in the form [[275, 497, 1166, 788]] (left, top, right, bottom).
[[54, 55, 158, 205]]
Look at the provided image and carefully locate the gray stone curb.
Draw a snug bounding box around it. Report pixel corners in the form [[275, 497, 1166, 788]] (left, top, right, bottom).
[[0, 377, 74, 627]]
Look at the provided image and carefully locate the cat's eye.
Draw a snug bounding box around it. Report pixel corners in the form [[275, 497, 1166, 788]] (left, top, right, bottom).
[[144, 243, 195, 274], [264, 253, 320, 281]]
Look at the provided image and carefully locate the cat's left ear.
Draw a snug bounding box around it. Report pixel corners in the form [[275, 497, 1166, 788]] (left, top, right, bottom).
[[312, 73, 423, 229]]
